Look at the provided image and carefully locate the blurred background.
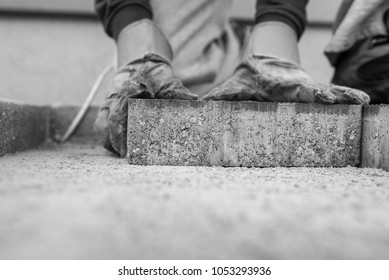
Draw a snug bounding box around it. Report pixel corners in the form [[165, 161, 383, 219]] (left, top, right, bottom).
[[0, 0, 342, 106]]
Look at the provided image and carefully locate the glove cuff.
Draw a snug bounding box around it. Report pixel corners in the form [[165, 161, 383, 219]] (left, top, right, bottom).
[[117, 19, 173, 68]]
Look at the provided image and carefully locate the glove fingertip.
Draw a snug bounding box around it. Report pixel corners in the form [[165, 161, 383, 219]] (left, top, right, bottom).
[[314, 89, 337, 104], [103, 140, 118, 155], [330, 85, 370, 105], [94, 109, 110, 142], [201, 87, 226, 100], [362, 94, 371, 105], [119, 133, 128, 158], [200, 94, 218, 101], [180, 91, 198, 100], [119, 146, 127, 158]]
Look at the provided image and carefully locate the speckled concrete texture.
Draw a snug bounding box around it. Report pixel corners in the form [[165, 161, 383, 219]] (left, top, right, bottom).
[[0, 99, 49, 156], [361, 105, 389, 172], [128, 100, 362, 167], [1, 143, 388, 260]]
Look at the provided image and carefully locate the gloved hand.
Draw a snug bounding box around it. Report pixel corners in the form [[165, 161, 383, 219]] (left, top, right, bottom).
[[201, 23, 370, 104], [201, 54, 370, 104], [332, 35, 389, 104], [94, 20, 197, 157]]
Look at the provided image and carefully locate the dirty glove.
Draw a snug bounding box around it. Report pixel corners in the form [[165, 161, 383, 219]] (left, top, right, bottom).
[[202, 24, 370, 104], [332, 35, 389, 104], [94, 20, 197, 157]]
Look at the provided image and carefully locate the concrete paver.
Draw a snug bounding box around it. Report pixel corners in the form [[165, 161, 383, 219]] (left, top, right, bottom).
[[128, 100, 362, 167], [0, 99, 49, 156], [362, 105, 389, 172], [1, 143, 389, 259]]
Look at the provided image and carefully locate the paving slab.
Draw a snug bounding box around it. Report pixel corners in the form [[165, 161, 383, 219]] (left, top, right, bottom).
[[127, 99, 362, 167], [0, 99, 49, 156], [0, 143, 388, 259], [361, 105, 389, 172]]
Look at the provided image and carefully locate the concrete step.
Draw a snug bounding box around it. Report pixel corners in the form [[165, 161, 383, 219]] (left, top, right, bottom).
[[127, 99, 362, 167]]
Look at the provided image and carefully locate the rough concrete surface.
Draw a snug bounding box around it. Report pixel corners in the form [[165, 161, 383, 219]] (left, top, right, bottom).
[[0, 99, 49, 156], [128, 100, 362, 167], [1, 143, 389, 260], [361, 105, 389, 172]]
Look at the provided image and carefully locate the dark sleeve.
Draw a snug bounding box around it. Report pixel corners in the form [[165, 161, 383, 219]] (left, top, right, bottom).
[[255, 0, 309, 39], [95, 0, 153, 39]]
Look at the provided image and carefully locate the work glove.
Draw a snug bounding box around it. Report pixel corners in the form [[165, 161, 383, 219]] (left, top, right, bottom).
[[202, 25, 370, 104], [328, 1, 389, 104], [332, 35, 389, 104], [95, 20, 197, 157]]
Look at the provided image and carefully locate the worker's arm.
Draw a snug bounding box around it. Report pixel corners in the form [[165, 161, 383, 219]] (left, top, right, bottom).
[[95, 0, 153, 39], [255, 0, 308, 41], [253, 0, 308, 63], [94, 1, 196, 157], [201, 0, 370, 104]]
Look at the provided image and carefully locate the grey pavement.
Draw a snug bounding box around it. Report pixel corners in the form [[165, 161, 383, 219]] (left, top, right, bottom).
[[1, 143, 389, 259]]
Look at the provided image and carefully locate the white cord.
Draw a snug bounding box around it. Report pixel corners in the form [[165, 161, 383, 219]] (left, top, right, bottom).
[[56, 46, 119, 143], [56, 63, 113, 143]]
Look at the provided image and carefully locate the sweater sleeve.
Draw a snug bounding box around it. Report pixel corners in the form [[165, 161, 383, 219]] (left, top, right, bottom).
[[255, 0, 309, 39], [95, 0, 153, 39]]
